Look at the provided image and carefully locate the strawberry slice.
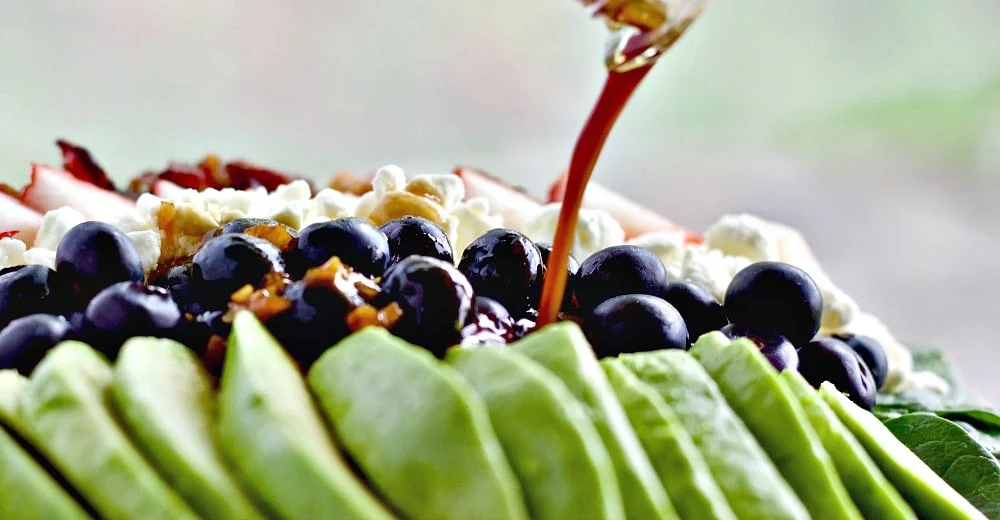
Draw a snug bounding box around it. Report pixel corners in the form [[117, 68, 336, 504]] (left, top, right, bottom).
[[56, 139, 116, 191], [0, 230, 19, 240], [547, 170, 701, 243], [453, 166, 542, 230], [23, 164, 136, 221], [151, 179, 187, 199], [0, 191, 42, 243]]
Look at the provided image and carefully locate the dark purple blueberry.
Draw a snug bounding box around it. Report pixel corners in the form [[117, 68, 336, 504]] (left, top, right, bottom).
[[0, 265, 62, 328], [584, 294, 688, 358], [661, 281, 727, 343], [458, 229, 544, 317], [265, 281, 359, 368], [82, 282, 183, 358], [799, 336, 876, 410], [379, 216, 453, 266], [55, 221, 144, 301], [724, 261, 822, 347], [0, 314, 71, 374], [468, 296, 514, 335], [157, 263, 201, 314], [190, 234, 283, 310], [720, 324, 799, 372], [536, 242, 579, 311], [574, 245, 670, 312], [381, 256, 474, 357], [833, 333, 888, 390], [459, 330, 507, 347], [293, 217, 389, 277]]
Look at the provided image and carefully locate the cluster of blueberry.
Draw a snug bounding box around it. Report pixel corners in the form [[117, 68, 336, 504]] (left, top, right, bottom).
[[0, 214, 886, 410]]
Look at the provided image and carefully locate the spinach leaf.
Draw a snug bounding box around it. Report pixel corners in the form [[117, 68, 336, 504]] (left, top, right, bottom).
[[886, 412, 1000, 518], [877, 349, 987, 412]]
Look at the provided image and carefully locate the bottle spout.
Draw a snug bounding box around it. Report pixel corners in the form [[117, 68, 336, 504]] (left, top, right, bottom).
[[582, 0, 707, 72]]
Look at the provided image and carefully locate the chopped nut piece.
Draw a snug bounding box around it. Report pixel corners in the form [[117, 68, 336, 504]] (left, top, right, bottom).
[[368, 191, 449, 229], [231, 284, 255, 304], [346, 302, 403, 331]]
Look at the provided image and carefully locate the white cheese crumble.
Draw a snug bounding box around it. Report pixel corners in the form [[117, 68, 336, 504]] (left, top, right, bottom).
[[520, 204, 625, 261], [704, 213, 781, 262], [626, 231, 687, 278]]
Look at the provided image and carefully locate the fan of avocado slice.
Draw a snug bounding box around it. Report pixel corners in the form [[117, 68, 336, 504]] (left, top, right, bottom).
[[0, 315, 987, 520]]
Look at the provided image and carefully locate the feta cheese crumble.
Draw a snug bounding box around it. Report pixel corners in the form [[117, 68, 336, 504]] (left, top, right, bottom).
[[521, 204, 625, 260]]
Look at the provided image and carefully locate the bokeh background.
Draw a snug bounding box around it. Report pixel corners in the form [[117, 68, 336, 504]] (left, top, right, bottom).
[[3, 1, 999, 400]]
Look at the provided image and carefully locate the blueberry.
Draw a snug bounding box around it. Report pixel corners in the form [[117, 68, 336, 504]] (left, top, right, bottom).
[[724, 261, 822, 347], [156, 263, 199, 314], [381, 256, 474, 357], [379, 216, 453, 266], [265, 281, 359, 368], [832, 333, 888, 391], [82, 282, 183, 358], [720, 324, 799, 372], [458, 229, 544, 317], [661, 281, 727, 343], [215, 218, 297, 238], [574, 245, 669, 312], [0, 314, 71, 374], [536, 242, 579, 311], [463, 296, 515, 338], [293, 217, 389, 277], [0, 265, 62, 328], [799, 336, 876, 410], [191, 234, 284, 310], [55, 221, 144, 301], [584, 294, 688, 358]]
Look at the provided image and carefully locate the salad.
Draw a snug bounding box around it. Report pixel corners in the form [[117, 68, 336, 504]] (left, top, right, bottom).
[[0, 0, 998, 518]]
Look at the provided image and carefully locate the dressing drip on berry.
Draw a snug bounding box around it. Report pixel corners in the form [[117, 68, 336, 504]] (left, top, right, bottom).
[[536, 0, 708, 327]]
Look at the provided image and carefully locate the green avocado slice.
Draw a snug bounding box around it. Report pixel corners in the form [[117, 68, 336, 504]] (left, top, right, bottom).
[[447, 347, 624, 520], [308, 327, 529, 520], [112, 337, 266, 520], [601, 357, 737, 520], [781, 370, 916, 520], [0, 369, 89, 520], [219, 312, 392, 520], [0, 425, 89, 520], [509, 323, 677, 520], [619, 349, 810, 520], [18, 341, 198, 520], [691, 332, 862, 520], [821, 382, 986, 520]]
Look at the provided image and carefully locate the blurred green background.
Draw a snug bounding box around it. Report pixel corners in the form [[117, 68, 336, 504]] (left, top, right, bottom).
[[2, 1, 999, 399]]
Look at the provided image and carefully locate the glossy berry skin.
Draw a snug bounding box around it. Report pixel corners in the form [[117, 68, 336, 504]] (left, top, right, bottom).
[[265, 282, 357, 368], [724, 261, 823, 347], [379, 216, 453, 266], [0, 314, 71, 374], [382, 256, 474, 357], [0, 265, 62, 328], [799, 336, 876, 410], [83, 282, 183, 358], [191, 234, 283, 310], [720, 324, 799, 372], [215, 218, 297, 238], [661, 281, 727, 343], [574, 245, 670, 312], [833, 333, 888, 390], [294, 217, 389, 277], [55, 221, 144, 301], [584, 294, 688, 358], [157, 263, 200, 314], [458, 229, 544, 317]]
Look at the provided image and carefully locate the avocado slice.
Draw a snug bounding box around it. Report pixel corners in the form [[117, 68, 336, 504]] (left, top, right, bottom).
[[0, 369, 28, 432], [821, 382, 986, 520], [601, 357, 737, 520], [308, 327, 529, 520], [218, 312, 391, 520], [619, 349, 810, 520], [18, 341, 198, 520], [781, 370, 916, 520], [112, 337, 266, 520], [0, 425, 90, 520], [509, 323, 677, 520], [447, 347, 624, 520], [691, 332, 862, 520]]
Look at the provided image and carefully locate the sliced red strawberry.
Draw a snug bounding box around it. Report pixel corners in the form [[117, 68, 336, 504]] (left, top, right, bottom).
[[0, 230, 20, 240], [547, 170, 701, 243], [453, 166, 542, 230], [56, 139, 117, 191], [151, 179, 187, 199], [225, 161, 307, 193], [23, 164, 136, 221], [0, 191, 42, 243]]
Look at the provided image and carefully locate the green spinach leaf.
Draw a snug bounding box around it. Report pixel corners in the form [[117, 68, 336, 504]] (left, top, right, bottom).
[[886, 412, 1000, 518]]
